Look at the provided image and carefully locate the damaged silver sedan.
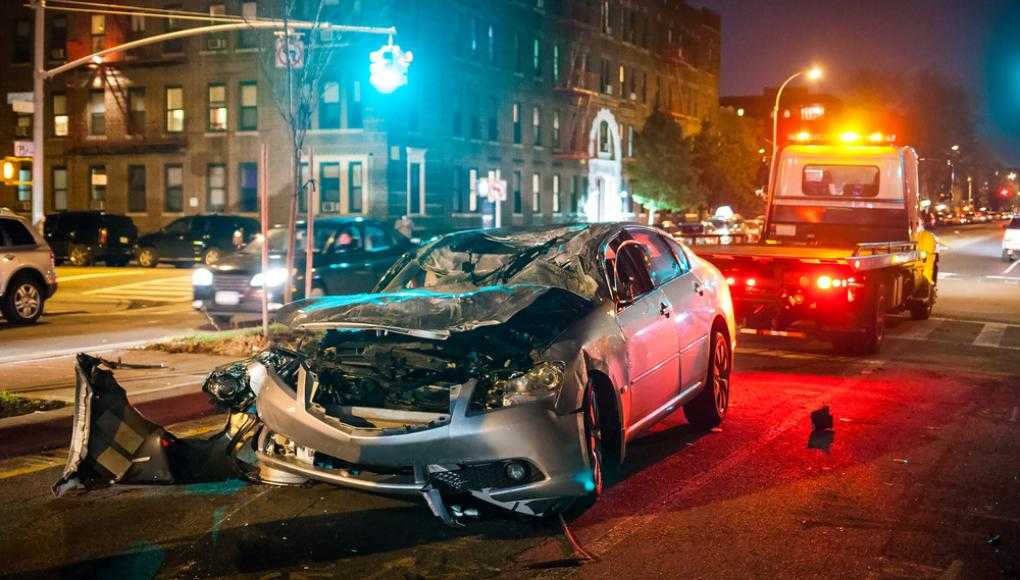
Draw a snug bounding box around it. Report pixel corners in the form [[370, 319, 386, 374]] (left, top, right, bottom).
[[55, 224, 736, 524]]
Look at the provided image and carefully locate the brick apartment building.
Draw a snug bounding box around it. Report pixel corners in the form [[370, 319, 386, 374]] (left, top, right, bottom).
[[0, 0, 720, 235]]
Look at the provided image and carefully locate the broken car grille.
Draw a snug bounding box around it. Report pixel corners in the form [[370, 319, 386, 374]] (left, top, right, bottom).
[[212, 274, 251, 293]]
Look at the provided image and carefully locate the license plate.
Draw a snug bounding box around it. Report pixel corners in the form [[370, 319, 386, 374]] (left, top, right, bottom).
[[118, 236, 129, 244], [215, 291, 240, 305]]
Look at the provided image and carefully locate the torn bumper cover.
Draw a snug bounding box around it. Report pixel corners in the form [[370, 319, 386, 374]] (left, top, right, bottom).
[[53, 354, 255, 496]]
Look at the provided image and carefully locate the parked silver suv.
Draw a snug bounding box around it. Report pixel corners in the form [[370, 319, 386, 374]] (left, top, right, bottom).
[[0, 210, 57, 324]]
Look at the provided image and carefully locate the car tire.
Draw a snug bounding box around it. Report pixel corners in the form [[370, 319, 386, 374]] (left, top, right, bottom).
[[137, 247, 159, 268], [203, 248, 222, 266], [68, 244, 93, 267], [211, 315, 233, 328], [909, 280, 936, 321], [1, 275, 44, 325], [567, 381, 607, 516], [1004, 251, 1015, 263], [684, 326, 732, 430]]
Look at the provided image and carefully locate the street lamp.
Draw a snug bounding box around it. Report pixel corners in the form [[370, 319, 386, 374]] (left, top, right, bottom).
[[769, 66, 823, 201]]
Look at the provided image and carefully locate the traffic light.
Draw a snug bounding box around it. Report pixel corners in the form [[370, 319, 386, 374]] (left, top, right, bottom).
[[1000, 187, 1011, 197], [369, 43, 412, 94]]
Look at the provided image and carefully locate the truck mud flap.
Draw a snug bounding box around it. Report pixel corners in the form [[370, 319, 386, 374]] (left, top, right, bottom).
[[53, 354, 258, 496]]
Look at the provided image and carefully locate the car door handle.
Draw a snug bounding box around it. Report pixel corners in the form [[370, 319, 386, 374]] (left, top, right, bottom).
[[694, 281, 705, 296], [659, 302, 671, 318]]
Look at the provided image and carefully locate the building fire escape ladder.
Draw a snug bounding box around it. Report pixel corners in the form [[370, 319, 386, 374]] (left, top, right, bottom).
[[102, 65, 133, 135]]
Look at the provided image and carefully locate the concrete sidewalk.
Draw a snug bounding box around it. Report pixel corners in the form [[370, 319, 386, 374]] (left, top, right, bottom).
[[0, 349, 238, 459]]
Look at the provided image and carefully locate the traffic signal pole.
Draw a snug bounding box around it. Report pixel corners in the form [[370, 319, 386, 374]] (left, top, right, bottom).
[[31, 0, 45, 226]]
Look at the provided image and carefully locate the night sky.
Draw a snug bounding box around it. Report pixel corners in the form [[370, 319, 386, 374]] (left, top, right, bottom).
[[694, 0, 1020, 165]]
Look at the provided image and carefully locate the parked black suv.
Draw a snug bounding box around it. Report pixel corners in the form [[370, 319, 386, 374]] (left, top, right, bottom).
[[135, 214, 259, 268], [44, 211, 138, 266], [193, 217, 414, 324]]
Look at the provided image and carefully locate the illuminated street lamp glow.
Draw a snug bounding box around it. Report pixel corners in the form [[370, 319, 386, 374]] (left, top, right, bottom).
[[950, 144, 960, 152], [806, 66, 823, 81], [369, 43, 412, 94]]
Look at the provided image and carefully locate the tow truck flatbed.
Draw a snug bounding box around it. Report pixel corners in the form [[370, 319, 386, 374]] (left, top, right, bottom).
[[696, 241, 921, 272]]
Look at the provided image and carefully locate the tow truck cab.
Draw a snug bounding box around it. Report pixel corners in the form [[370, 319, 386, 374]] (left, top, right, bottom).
[[697, 142, 939, 354]]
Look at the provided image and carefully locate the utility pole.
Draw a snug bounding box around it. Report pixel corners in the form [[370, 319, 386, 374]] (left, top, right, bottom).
[[31, 0, 45, 227]]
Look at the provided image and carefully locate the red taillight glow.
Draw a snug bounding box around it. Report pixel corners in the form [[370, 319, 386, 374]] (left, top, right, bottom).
[[726, 276, 736, 286], [98, 227, 108, 245], [817, 275, 833, 290], [745, 278, 757, 287], [816, 275, 854, 290]]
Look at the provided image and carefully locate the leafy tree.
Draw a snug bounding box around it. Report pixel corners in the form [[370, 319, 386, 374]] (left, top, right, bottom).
[[689, 111, 763, 216], [629, 110, 701, 224]]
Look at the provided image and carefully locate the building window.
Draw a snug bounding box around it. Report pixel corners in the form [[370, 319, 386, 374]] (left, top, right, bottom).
[[129, 87, 146, 135], [52, 167, 68, 211], [512, 170, 522, 214], [320, 81, 340, 129], [599, 121, 611, 155], [627, 124, 635, 157], [320, 163, 340, 213], [207, 164, 226, 211], [165, 164, 183, 213], [207, 4, 227, 50], [15, 114, 31, 138], [208, 84, 227, 131], [17, 164, 31, 203], [131, 14, 146, 34], [600, 58, 612, 94], [512, 103, 521, 144], [532, 172, 541, 212], [89, 90, 106, 136], [552, 110, 560, 146], [298, 161, 309, 213], [239, 162, 258, 212], [487, 24, 495, 62], [468, 168, 478, 212], [532, 106, 542, 146], [469, 93, 481, 139], [90, 14, 106, 52], [347, 161, 364, 213], [52, 94, 68, 137], [347, 81, 363, 129], [239, 81, 257, 130], [12, 19, 29, 62], [552, 43, 560, 83], [49, 16, 67, 61], [532, 37, 541, 76], [238, 2, 258, 49], [487, 98, 499, 141], [407, 149, 426, 215], [801, 104, 825, 120], [571, 175, 580, 213], [514, 33, 524, 73], [552, 174, 561, 213], [166, 87, 184, 133], [452, 94, 463, 137], [164, 4, 184, 54], [89, 166, 107, 204], [128, 165, 147, 213], [469, 16, 479, 53], [600, 0, 610, 33]]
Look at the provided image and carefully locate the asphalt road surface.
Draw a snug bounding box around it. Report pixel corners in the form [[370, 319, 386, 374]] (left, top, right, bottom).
[[0, 265, 206, 364], [0, 223, 1017, 578]]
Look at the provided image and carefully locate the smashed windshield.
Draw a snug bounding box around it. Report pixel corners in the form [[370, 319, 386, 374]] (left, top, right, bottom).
[[376, 224, 602, 300]]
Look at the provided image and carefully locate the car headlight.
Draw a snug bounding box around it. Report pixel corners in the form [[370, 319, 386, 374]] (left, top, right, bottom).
[[250, 267, 289, 288], [192, 267, 214, 287], [473, 362, 565, 412]]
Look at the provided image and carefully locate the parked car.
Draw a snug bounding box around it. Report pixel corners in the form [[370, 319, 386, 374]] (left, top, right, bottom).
[[193, 217, 414, 324], [135, 214, 258, 268], [44, 211, 137, 267], [0, 210, 57, 324], [61, 223, 736, 523], [1003, 217, 1020, 262]]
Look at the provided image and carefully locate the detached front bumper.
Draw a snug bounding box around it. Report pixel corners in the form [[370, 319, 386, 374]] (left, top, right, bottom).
[[255, 370, 590, 518]]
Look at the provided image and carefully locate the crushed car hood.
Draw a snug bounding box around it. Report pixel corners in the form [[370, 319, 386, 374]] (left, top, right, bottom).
[[274, 284, 585, 338]]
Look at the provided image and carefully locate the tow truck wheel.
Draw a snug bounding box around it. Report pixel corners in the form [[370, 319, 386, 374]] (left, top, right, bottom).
[[858, 288, 887, 355], [909, 286, 936, 321]]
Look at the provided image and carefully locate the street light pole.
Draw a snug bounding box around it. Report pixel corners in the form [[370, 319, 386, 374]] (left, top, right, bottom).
[[30, 0, 45, 227]]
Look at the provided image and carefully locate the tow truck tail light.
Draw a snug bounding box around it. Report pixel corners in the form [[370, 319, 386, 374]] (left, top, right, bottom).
[[816, 275, 855, 290], [725, 276, 736, 286], [745, 277, 757, 287]]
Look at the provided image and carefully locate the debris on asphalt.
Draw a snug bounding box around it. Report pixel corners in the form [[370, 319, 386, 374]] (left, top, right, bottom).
[[811, 406, 834, 432], [893, 458, 910, 464], [987, 534, 1001, 546]]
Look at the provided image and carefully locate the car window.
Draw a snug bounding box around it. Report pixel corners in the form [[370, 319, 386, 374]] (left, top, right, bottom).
[[164, 217, 190, 234], [628, 228, 683, 286], [190, 217, 209, 236], [666, 237, 692, 274], [0, 219, 36, 247], [1009, 217, 1020, 229], [605, 234, 654, 304], [364, 224, 394, 252]]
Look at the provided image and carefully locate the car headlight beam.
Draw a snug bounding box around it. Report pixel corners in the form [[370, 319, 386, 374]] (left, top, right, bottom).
[[250, 267, 289, 288], [192, 267, 214, 287]]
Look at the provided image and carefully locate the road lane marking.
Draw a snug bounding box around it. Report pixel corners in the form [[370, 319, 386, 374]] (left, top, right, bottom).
[[1004, 259, 1020, 275], [57, 271, 140, 282], [891, 318, 941, 341], [82, 277, 193, 302], [972, 323, 1007, 348]]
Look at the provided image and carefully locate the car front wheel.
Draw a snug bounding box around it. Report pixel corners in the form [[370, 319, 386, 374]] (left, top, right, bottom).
[[2, 276, 44, 324], [68, 244, 93, 267], [137, 247, 159, 268]]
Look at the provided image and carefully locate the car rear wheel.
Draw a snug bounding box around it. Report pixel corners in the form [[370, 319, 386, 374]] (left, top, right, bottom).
[[211, 315, 233, 328], [68, 244, 93, 267], [684, 327, 731, 429], [137, 247, 159, 268], [2, 276, 44, 324]]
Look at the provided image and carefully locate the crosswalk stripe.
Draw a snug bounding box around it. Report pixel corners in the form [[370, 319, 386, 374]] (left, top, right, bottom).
[[973, 323, 1008, 348], [891, 318, 941, 340]]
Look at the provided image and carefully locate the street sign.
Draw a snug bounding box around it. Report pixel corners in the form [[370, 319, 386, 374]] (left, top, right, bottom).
[[13, 141, 34, 157], [275, 35, 305, 69]]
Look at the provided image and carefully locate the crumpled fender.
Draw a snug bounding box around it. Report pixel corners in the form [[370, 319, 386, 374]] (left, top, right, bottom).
[[53, 354, 257, 496]]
